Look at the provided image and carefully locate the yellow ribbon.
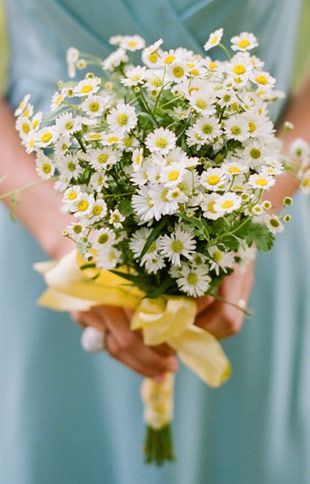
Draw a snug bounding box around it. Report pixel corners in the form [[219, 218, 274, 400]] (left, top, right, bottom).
[[35, 250, 231, 428]]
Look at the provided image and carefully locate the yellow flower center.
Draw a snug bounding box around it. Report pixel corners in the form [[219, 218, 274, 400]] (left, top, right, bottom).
[[65, 121, 74, 130], [88, 133, 102, 140], [173, 66, 185, 78], [42, 163, 51, 174], [168, 170, 180, 181], [207, 175, 220, 185], [92, 205, 103, 216], [208, 62, 218, 70], [202, 124, 213, 134], [190, 68, 199, 76], [187, 272, 198, 285], [171, 240, 184, 253], [250, 148, 261, 159], [67, 161, 76, 171], [117, 113, 129, 126], [68, 192, 77, 200], [213, 250, 223, 262], [248, 121, 257, 133], [195, 99, 207, 109], [237, 39, 250, 48], [302, 178, 310, 187], [22, 123, 30, 134], [231, 126, 242, 136], [221, 200, 234, 209], [77, 200, 89, 211], [89, 102, 100, 112], [98, 153, 109, 164], [228, 167, 241, 174], [107, 135, 119, 143], [32, 119, 40, 129], [81, 84, 94, 93], [128, 40, 137, 48], [148, 52, 159, 63], [164, 55, 176, 64], [146, 242, 157, 253], [208, 201, 217, 213], [40, 132, 53, 143], [98, 233, 109, 244], [255, 75, 268, 85], [233, 64, 246, 75], [210, 35, 219, 46], [155, 137, 168, 149], [255, 178, 268, 187]]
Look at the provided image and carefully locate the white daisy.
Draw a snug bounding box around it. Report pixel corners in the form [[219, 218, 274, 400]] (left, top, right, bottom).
[[86, 148, 121, 170], [56, 113, 82, 135], [145, 128, 176, 155], [231, 32, 258, 52], [176, 263, 211, 297], [36, 126, 59, 147], [132, 148, 144, 171], [248, 173, 275, 190], [35, 152, 55, 180], [132, 186, 156, 221], [160, 163, 186, 187], [200, 168, 229, 191], [102, 48, 128, 71], [189, 91, 216, 115], [88, 198, 108, 222], [204, 28, 224, 51], [96, 247, 121, 270], [92, 227, 116, 250], [121, 66, 147, 87], [224, 115, 249, 142], [73, 193, 94, 217], [74, 77, 101, 97], [265, 215, 284, 235], [159, 227, 196, 266], [81, 95, 109, 117], [192, 116, 222, 142], [214, 193, 242, 214], [119, 35, 145, 51], [201, 194, 223, 220], [208, 246, 235, 275], [109, 209, 125, 228], [106, 103, 138, 133]]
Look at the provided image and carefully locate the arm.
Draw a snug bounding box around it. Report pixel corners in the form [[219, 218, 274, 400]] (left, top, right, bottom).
[[0, 96, 178, 379]]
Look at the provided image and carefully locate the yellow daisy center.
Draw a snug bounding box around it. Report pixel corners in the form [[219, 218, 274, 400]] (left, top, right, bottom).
[[168, 170, 180, 181], [233, 64, 246, 75], [42, 163, 51, 174], [155, 137, 168, 148], [77, 200, 89, 211], [255, 178, 268, 187], [187, 272, 198, 285], [207, 175, 220, 185], [164, 55, 176, 64], [40, 132, 53, 143], [173, 66, 185, 78], [238, 39, 250, 48], [81, 84, 93, 94], [117, 113, 129, 126], [171, 240, 184, 253], [221, 200, 234, 209]]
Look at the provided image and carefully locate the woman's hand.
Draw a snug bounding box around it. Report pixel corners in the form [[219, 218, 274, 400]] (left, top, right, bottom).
[[195, 261, 255, 340], [71, 306, 179, 380]]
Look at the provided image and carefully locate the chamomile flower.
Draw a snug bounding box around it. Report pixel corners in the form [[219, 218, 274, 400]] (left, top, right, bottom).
[[122, 66, 147, 87], [222, 161, 248, 176], [142, 39, 163, 67], [189, 90, 216, 115], [132, 186, 156, 221], [145, 128, 176, 155], [74, 77, 101, 97], [132, 148, 144, 170], [81, 95, 109, 117], [300, 169, 310, 193], [90, 172, 108, 191], [65, 222, 87, 242], [92, 227, 115, 250], [86, 148, 121, 170], [63, 186, 83, 206], [192, 116, 222, 142], [229, 52, 252, 81], [231, 32, 258, 52], [159, 227, 196, 266], [88, 198, 108, 222], [130, 228, 152, 258], [67, 47, 80, 78], [56, 113, 82, 135], [101, 133, 122, 146], [175, 263, 211, 297], [118, 35, 145, 51], [36, 126, 59, 147], [14, 93, 31, 117], [144, 253, 166, 274], [204, 28, 224, 51], [16, 117, 32, 140], [73, 193, 94, 217], [102, 48, 128, 70], [107, 103, 138, 133], [252, 71, 275, 88], [167, 62, 188, 83], [96, 247, 122, 270], [61, 155, 83, 178], [265, 215, 284, 235], [160, 163, 186, 187], [248, 173, 275, 190], [224, 115, 249, 142], [289, 138, 310, 164], [201, 194, 223, 220], [109, 209, 125, 228], [208, 246, 235, 275], [200, 168, 229, 191], [35, 152, 55, 180], [214, 193, 242, 214]]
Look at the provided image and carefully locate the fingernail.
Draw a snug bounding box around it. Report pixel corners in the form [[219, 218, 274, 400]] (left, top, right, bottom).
[[154, 375, 165, 383], [167, 358, 179, 372]]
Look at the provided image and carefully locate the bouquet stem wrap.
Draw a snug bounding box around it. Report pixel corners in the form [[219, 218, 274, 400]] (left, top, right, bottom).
[[35, 250, 231, 464]]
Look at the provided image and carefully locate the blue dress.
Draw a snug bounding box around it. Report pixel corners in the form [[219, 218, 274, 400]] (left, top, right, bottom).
[[1, 1, 309, 483]]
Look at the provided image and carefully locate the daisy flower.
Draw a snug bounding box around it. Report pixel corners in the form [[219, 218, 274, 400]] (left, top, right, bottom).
[[107, 103, 138, 133], [102, 48, 128, 70], [96, 247, 122, 270], [159, 226, 196, 266], [86, 148, 121, 170], [189, 91, 216, 115], [231, 32, 258, 52], [204, 28, 224, 51], [92, 227, 116, 250], [142, 39, 163, 66], [56, 113, 82, 135], [132, 148, 144, 171], [192, 116, 222, 142], [208, 247, 235, 275], [252, 71, 275, 88], [300, 169, 310, 193], [200, 168, 229, 191], [130, 228, 152, 259], [118, 35, 145, 51], [160, 163, 186, 187], [121, 66, 147, 87], [36, 126, 59, 147], [145, 128, 176, 155], [265, 215, 284, 235], [64, 222, 87, 242], [14, 93, 31, 117], [74, 77, 101, 97], [81, 95, 109, 117], [73, 193, 94, 217], [214, 193, 242, 214], [224, 115, 249, 142], [132, 186, 156, 221], [61, 155, 83, 178], [88, 198, 108, 222], [35, 152, 55, 180], [201, 194, 223, 220], [167, 62, 188, 83], [248, 173, 275, 190], [109, 209, 125, 228], [175, 263, 211, 297]]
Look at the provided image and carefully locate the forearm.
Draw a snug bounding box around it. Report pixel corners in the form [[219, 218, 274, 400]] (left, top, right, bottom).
[[0, 97, 72, 258], [266, 68, 310, 211]]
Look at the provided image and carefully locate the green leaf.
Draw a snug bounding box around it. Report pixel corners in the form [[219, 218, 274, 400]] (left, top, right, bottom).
[[139, 216, 169, 262]]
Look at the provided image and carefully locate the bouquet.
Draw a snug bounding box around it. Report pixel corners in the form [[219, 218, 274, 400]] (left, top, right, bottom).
[[11, 29, 310, 465]]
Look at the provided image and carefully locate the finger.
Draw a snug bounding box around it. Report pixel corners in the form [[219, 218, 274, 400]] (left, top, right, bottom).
[[70, 309, 106, 332], [196, 295, 215, 315], [96, 306, 179, 375], [105, 331, 178, 378]]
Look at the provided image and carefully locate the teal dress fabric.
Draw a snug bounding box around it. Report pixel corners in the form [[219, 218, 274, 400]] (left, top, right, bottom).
[[1, 1, 309, 483]]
